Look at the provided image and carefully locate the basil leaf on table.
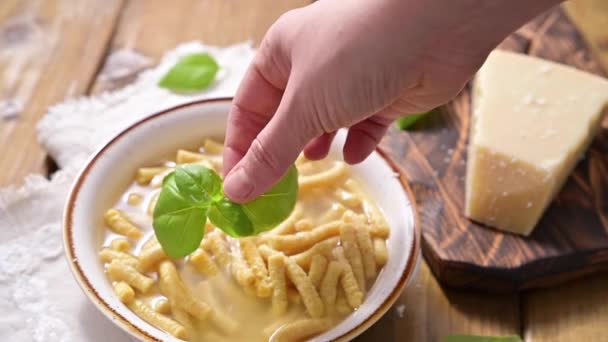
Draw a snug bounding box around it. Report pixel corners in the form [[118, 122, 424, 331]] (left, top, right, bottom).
[[441, 335, 523, 342], [242, 165, 299, 233], [395, 111, 432, 130], [153, 164, 298, 257], [153, 172, 209, 258], [158, 53, 219, 92]]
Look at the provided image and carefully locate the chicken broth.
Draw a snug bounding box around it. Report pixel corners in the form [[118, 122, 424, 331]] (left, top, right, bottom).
[[99, 140, 390, 342]]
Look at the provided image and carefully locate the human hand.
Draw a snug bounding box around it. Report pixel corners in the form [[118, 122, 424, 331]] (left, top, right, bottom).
[[222, 0, 562, 202]]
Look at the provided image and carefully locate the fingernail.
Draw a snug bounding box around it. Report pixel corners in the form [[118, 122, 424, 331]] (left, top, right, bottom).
[[224, 167, 254, 201]]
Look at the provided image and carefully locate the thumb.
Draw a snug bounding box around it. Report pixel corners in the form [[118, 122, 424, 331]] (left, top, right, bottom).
[[223, 88, 320, 203]]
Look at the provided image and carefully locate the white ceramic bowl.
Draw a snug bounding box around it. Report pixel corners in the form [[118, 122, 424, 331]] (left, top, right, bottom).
[[63, 98, 420, 342]]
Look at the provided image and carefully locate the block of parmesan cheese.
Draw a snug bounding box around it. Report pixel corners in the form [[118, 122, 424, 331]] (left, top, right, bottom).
[[465, 50, 608, 235]]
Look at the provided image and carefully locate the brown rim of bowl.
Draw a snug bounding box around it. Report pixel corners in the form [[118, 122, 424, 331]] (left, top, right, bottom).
[[63, 97, 422, 342]]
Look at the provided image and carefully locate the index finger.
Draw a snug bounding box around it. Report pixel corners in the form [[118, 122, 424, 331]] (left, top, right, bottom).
[[223, 64, 284, 177]]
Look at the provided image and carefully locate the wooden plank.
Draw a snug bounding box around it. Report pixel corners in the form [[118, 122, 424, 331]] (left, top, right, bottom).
[[358, 262, 520, 341], [524, 273, 608, 341], [0, 0, 124, 186], [91, 0, 309, 93]]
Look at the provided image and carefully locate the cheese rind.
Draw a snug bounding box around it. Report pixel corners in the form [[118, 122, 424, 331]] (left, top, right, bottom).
[[465, 50, 608, 235]]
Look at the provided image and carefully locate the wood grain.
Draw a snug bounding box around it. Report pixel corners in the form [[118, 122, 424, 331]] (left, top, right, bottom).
[[0, 0, 124, 186], [357, 261, 520, 341], [91, 0, 308, 93], [524, 272, 608, 342], [379, 6, 608, 292]]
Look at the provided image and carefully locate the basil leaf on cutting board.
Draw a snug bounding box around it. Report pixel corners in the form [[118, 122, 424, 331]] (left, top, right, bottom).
[[395, 110, 433, 130]]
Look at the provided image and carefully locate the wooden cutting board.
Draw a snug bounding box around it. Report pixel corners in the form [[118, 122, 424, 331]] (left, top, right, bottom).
[[379, 7, 608, 292]]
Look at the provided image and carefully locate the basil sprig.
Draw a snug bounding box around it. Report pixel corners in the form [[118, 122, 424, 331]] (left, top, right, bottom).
[[153, 164, 298, 257]]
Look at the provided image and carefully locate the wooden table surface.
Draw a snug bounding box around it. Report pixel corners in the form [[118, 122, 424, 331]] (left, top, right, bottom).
[[1, 1, 607, 341]]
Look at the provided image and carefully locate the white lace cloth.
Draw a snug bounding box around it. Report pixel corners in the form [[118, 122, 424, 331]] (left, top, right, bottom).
[[0, 42, 254, 341]]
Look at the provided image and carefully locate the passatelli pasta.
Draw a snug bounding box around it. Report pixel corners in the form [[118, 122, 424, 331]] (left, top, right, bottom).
[[99, 139, 391, 342]]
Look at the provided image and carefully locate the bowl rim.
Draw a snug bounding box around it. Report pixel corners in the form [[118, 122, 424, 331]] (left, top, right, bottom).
[[63, 97, 421, 342]]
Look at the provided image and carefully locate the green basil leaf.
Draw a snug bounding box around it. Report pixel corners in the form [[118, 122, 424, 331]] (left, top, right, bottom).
[[153, 171, 208, 257], [242, 165, 299, 233], [395, 111, 432, 130], [158, 53, 219, 92], [174, 164, 222, 204], [441, 335, 523, 342], [153, 163, 299, 255], [208, 199, 254, 237]]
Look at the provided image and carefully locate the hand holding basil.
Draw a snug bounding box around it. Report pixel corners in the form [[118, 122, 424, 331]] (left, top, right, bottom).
[[153, 164, 298, 257]]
